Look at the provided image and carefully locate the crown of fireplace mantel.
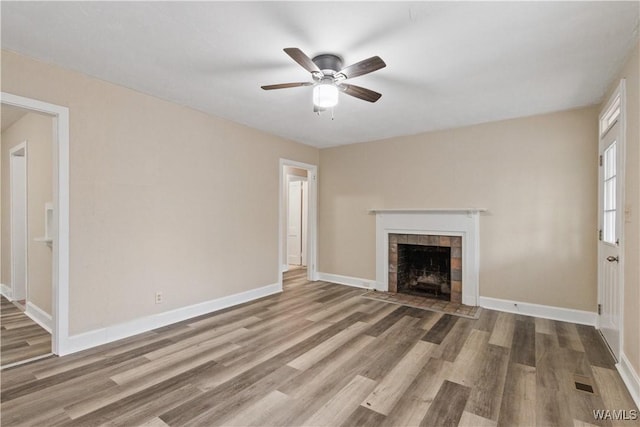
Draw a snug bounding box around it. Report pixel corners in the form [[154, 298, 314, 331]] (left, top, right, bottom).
[[369, 208, 487, 214]]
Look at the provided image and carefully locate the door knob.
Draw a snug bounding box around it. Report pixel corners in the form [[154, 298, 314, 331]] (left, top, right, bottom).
[[606, 255, 619, 263]]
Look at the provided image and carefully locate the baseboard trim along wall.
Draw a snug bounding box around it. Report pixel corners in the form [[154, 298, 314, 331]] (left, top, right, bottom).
[[25, 301, 53, 333], [316, 272, 376, 289], [316, 275, 598, 327], [0, 283, 13, 301], [65, 282, 281, 355], [315, 275, 598, 327], [617, 353, 640, 410], [478, 296, 597, 326]]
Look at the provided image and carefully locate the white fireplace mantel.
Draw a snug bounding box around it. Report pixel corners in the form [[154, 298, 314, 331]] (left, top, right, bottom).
[[369, 208, 487, 214], [373, 209, 484, 306]]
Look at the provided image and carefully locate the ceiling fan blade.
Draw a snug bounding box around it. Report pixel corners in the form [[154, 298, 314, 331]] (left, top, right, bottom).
[[283, 48, 321, 74], [261, 82, 313, 90], [339, 84, 382, 103], [337, 56, 386, 80]]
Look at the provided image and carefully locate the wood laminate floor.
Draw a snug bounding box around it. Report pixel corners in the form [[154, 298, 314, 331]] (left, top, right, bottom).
[[1, 269, 638, 426], [1, 296, 52, 367]]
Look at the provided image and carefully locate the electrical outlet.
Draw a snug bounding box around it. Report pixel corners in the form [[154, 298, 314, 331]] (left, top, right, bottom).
[[155, 292, 163, 304]]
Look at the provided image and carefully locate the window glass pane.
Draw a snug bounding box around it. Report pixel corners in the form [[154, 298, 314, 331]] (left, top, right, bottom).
[[602, 141, 617, 245], [608, 106, 620, 127], [600, 96, 620, 136], [604, 211, 616, 244], [610, 177, 616, 210], [604, 142, 616, 179], [605, 177, 616, 210]]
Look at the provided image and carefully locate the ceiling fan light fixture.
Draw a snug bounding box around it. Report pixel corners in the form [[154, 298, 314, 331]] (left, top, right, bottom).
[[313, 82, 339, 108]]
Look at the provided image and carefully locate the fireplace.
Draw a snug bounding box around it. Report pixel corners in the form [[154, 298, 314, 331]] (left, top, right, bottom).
[[389, 234, 462, 303], [372, 208, 483, 306]]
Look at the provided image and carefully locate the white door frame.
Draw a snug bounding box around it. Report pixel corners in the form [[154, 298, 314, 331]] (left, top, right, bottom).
[[279, 159, 317, 287], [596, 79, 626, 361], [9, 142, 28, 302], [2, 92, 70, 356]]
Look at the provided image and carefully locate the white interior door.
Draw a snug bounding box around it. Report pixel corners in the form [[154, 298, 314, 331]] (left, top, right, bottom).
[[287, 180, 302, 265], [597, 91, 624, 361], [10, 144, 28, 301]]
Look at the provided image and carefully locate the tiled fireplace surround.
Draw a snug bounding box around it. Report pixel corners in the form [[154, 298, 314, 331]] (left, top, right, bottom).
[[388, 233, 463, 303]]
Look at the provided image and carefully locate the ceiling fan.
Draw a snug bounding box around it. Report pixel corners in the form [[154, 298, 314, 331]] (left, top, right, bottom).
[[261, 48, 386, 112]]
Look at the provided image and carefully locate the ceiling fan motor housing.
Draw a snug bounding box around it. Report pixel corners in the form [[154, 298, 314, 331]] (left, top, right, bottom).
[[312, 54, 343, 75]]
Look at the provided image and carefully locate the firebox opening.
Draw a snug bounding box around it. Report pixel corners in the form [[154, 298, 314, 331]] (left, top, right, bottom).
[[398, 244, 451, 301]]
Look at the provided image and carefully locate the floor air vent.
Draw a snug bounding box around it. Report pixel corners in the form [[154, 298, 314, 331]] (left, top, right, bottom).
[[573, 374, 596, 394], [575, 382, 594, 393]]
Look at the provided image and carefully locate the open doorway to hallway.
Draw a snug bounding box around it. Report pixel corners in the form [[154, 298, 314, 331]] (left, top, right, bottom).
[[286, 167, 308, 270], [1, 104, 54, 367], [279, 159, 317, 287]]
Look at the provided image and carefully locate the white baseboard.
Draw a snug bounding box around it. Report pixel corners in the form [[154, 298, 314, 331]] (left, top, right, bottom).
[[25, 301, 53, 333], [478, 296, 597, 326], [316, 272, 376, 289], [617, 352, 640, 410], [281, 264, 289, 273], [65, 282, 281, 355], [1, 283, 13, 300]]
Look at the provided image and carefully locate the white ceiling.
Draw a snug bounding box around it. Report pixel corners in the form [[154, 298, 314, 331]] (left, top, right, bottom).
[[2, 2, 638, 148]]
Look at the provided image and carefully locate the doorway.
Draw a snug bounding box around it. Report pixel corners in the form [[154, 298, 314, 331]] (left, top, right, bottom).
[[279, 159, 317, 287], [597, 80, 626, 362], [287, 172, 308, 268], [2, 106, 56, 368], [1, 92, 70, 356]]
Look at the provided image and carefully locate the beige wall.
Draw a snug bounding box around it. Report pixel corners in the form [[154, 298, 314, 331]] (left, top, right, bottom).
[[1, 112, 53, 314], [603, 41, 640, 378], [319, 107, 599, 312], [1, 50, 319, 335]]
